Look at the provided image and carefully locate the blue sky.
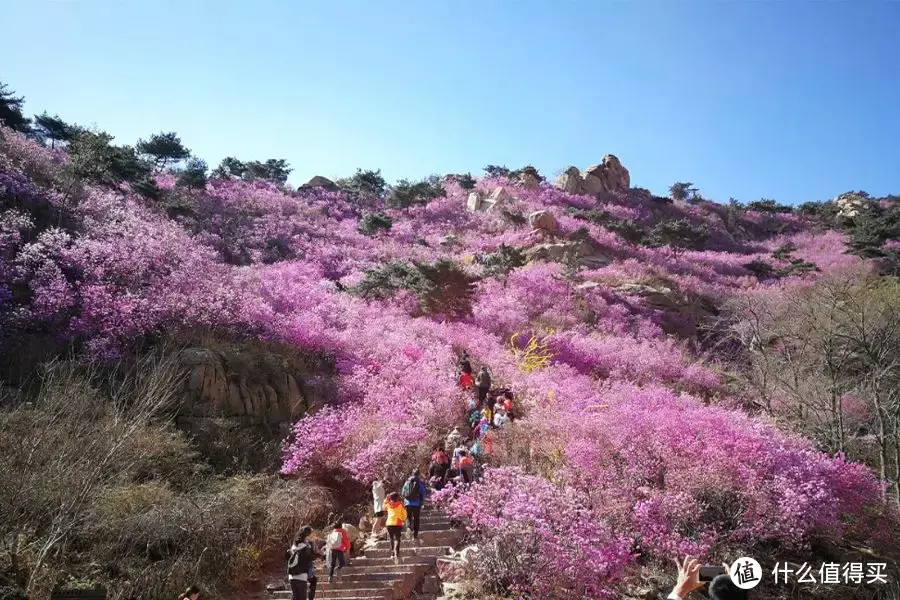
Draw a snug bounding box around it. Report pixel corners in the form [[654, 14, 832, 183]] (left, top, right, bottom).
[[3, 0, 899, 203]]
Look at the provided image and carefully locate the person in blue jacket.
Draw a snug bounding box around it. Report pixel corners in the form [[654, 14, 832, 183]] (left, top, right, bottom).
[[401, 468, 427, 540]]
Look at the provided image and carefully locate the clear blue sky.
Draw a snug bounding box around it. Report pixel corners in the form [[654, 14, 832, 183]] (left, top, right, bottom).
[[3, 0, 899, 204]]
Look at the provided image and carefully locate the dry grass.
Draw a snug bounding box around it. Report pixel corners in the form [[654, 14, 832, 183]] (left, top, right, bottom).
[[0, 347, 336, 599]]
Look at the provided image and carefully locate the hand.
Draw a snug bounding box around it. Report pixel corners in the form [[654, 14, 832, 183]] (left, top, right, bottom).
[[671, 556, 705, 597]]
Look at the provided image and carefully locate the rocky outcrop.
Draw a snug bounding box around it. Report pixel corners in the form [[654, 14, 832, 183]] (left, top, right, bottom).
[[611, 279, 718, 339], [517, 172, 541, 189], [466, 191, 485, 212], [513, 166, 542, 190], [528, 210, 559, 234], [485, 187, 514, 211], [525, 240, 610, 267], [179, 345, 330, 425], [555, 166, 583, 194], [554, 155, 631, 197], [584, 155, 630, 194], [300, 175, 339, 192], [834, 192, 871, 218], [467, 187, 516, 213]]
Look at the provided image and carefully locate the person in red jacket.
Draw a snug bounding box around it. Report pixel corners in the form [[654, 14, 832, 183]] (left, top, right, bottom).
[[458, 370, 474, 390]]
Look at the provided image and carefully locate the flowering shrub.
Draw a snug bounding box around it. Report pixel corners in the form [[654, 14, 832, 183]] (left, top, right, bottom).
[[0, 124, 894, 596], [435, 466, 633, 599]]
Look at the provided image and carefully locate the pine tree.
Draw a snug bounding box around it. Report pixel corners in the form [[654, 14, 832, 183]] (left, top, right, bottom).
[[0, 81, 31, 133], [136, 131, 191, 170], [32, 112, 79, 148], [175, 157, 208, 191]]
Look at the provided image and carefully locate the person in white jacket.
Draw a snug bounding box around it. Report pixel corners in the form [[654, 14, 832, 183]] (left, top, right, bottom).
[[445, 426, 463, 452], [493, 407, 510, 428], [371, 480, 387, 538]]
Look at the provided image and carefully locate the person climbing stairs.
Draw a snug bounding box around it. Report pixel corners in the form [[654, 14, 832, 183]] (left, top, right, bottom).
[[269, 505, 461, 600]]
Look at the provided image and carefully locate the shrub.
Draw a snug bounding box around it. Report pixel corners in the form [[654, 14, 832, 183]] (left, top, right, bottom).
[[641, 219, 709, 257], [776, 258, 820, 277], [449, 172, 476, 190], [747, 199, 793, 213], [385, 176, 445, 208], [175, 157, 208, 191], [771, 242, 798, 260], [350, 260, 477, 317], [606, 218, 645, 245], [478, 244, 527, 277], [482, 164, 510, 178], [358, 212, 393, 235], [336, 168, 386, 202], [743, 259, 775, 279]]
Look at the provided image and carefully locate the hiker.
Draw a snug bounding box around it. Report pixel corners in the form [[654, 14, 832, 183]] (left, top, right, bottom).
[[458, 369, 474, 390], [429, 447, 449, 482], [470, 439, 483, 461], [444, 459, 463, 486], [493, 406, 510, 428], [486, 389, 498, 410], [458, 352, 472, 375], [371, 480, 387, 538], [324, 523, 351, 583], [428, 472, 445, 491], [431, 445, 449, 468], [402, 468, 427, 539], [452, 443, 468, 468], [459, 451, 475, 482], [475, 366, 492, 406], [384, 492, 407, 562], [475, 416, 490, 439], [445, 426, 463, 452], [468, 404, 482, 427], [286, 528, 315, 600], [666, 556, 746, 600], [177, 586, 201, 600], [428, 461, 447, 489]]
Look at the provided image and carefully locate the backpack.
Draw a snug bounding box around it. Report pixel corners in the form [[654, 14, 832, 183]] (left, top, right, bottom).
[[287, 544, 312, 576], [460, 456, 474, 469], [403, 477, 422, 502], [327, 530, 346, 551]]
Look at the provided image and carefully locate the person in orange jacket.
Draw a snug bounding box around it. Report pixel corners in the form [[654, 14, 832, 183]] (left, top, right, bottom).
[[383, 492, 408, 562]]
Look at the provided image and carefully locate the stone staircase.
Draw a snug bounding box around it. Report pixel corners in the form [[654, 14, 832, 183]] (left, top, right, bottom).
[[270, 505, 461, 600]]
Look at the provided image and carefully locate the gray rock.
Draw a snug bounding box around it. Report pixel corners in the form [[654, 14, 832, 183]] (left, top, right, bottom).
[[583, 154, 630, 194], [555, 166, 583, 194], [466, 191, 485, 212], [304, 175, 339, 191], [528, 210, 559, 233]]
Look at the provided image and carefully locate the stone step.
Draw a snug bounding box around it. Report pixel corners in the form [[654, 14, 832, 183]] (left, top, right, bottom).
[[347, 556, 434, 567], [364, 546, 452, 559], [317, 587, 393, 600], [318, 580, 394, 592], [338, 564, 423, 576], [366, 530, 461, 547], [418, 520, 452, 528], [369, 535, 461, 552], [318, 573, 407, 583], [273, 593, 390, 600]]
